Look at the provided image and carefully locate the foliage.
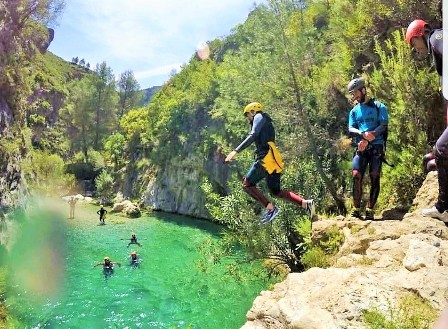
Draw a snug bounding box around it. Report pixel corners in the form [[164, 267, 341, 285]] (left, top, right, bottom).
[[202, 176, 309, 273], [117, 70, 141, 121], [103, 132, 126, 170], [298, 222, 344, 270], [95, 170, 114, 200], [0, 266, 6, 328], [21, 149, 75, 195], [300, 246, 331, 269], [362, 293, 438, 329], [0, 0, 65, 129], [369, 30, 440, 208], [120, 107, 150, 147]]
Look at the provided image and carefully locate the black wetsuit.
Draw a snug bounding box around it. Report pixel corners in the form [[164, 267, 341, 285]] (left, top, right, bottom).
[[97, 208, 107, 223], [348, 98, 389, 209], [102, 262, 114, 277], [130, 256, 140, 267], [235, 112, 275, 161], [234, 112, 305, 207], [428, 29, 448, 212]]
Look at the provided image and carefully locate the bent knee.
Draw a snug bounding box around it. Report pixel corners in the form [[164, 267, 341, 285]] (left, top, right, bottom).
[[352, 170, 361, 178], [242, 177, 253, 188]]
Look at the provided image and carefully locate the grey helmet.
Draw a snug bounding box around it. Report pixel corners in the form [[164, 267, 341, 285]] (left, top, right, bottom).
[[347, 77, 365, 93]]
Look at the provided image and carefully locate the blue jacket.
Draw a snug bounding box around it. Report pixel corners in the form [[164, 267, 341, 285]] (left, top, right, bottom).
[[348, 99, 389, 145]]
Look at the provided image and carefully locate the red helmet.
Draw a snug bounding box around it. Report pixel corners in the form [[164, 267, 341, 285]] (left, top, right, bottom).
[[405, 19, 429, 44]]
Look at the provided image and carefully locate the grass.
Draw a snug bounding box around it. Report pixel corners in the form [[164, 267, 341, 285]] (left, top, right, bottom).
[[363, 293, 438, 329]]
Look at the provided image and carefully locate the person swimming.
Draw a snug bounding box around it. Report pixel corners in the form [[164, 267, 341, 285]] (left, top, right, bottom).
[[127, 233, 142, 247], [94, 256, 121, 278], [129, 251, 141, 268]]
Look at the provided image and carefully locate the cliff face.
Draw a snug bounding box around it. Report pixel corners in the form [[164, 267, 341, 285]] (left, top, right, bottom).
[[141, 152, 229, 219], [242, 171, 448, 328], [0, 91, 27, 212]]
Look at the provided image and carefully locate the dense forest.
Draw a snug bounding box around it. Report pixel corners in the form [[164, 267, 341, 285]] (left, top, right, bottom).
[[0, 0, 445, 325]]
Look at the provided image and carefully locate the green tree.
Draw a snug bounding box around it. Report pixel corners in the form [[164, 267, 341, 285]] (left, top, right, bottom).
[[95, 170, 114, 201], [60, 77, 96, 160], [104, 132, 126, 171], [117, 70, 141, 122], [92, 61, 118, 150]]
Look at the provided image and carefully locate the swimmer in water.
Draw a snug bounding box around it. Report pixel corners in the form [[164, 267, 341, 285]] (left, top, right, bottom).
[[127, 233, 142, 247], [129, 251, 141, 268], [94, 256, 121, 278]]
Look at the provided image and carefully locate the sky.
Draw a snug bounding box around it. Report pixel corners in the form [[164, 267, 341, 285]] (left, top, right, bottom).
[[48, 0, 263, 90]]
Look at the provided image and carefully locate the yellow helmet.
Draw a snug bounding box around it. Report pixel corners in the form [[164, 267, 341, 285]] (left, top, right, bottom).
[[243, 102, 263, 115], [131, 251, 137, 255], [104, 256, 110, 261]]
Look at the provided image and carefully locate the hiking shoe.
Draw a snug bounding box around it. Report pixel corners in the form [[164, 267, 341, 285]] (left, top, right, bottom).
[[365, 208, 375, 220], [422, 206, 448, 223], [351, 208, 362, 219], [305, 199, 315, 220], [261, 206, 280, 224]]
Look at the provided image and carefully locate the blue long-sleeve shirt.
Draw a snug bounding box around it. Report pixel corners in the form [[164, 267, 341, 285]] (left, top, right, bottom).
[[348, 99, 388, 145]]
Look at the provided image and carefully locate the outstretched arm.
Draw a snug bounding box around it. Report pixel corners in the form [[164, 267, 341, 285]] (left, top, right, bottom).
[[225, 113, 265, 163]]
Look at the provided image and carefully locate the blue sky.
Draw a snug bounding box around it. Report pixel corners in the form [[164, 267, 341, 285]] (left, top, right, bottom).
[[48, 0, 262, 89]]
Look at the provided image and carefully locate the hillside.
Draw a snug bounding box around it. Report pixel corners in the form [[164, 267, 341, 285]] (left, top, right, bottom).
[[242, 171, 447, 328]]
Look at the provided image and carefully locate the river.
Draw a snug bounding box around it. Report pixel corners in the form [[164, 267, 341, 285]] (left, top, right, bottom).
[[4, 201, 270, 328]]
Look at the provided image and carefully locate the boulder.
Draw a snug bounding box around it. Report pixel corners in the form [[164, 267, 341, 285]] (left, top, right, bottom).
[[112, 200, 141, 218]]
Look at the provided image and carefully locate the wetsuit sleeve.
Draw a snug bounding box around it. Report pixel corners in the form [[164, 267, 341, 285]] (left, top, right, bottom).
[[429, 30, 443, 78], [234, 113, 265, 153], [436, 127, 448, 156]]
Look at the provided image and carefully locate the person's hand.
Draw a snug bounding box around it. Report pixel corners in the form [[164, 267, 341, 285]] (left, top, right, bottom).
[[362, 131, 375, 142], [224, 150, 237, 163], [358, 139, 369, 152]]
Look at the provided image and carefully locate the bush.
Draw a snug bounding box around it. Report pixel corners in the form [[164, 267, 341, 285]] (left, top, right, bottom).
[[22, 150, 75, 195], [95, 170, 114, 201], [363, 293, 438, 329], [300, 246, 331, 269]]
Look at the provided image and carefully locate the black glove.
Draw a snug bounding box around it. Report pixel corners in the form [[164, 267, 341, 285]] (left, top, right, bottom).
[[423, 152, 437, 172]]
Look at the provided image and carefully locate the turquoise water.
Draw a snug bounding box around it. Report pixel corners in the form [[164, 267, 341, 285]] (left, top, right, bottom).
[[5, 206, 269, 329]]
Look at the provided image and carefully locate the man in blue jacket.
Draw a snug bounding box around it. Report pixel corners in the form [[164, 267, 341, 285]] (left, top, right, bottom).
[[347, 78, 389, 220]]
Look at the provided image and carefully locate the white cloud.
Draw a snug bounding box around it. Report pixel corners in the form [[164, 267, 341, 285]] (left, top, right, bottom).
[[50, 0, 262, 87], [134, 63, 182, 79]]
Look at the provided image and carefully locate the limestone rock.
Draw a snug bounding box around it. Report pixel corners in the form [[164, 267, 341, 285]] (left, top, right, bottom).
[[242, 172, 448, 328], [141, 155, 229, 219], [112, 200, 141, 218]]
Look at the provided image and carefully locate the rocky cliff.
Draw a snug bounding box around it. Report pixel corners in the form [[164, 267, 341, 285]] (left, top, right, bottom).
[[141, 151, 229, 219], [242, 171, 448, 328]]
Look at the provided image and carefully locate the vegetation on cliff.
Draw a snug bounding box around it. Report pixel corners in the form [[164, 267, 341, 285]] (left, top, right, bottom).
[[0, 0, 445, 326]]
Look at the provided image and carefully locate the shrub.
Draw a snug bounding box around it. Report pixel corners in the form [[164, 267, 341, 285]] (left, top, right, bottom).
[[95, 170, 114, 201], [363, 293, 438, 329]]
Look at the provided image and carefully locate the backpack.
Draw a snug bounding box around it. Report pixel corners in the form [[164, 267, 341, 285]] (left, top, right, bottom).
[[369, 98, 394, 167]]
